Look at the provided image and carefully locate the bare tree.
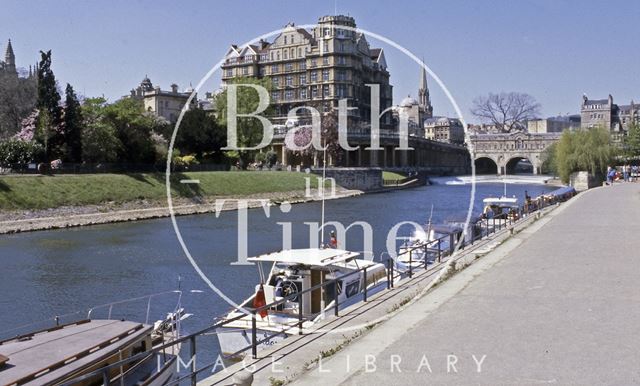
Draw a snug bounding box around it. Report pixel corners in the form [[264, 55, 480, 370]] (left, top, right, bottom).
[[471, 92, 541, 132]]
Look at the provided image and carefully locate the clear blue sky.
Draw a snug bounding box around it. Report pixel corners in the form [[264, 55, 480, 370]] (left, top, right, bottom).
[[1, 0, 638, 120]]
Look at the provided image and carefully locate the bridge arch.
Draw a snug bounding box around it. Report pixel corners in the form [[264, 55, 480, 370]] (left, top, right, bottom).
[[505, 155, 539, 175], [474, 157, 499, 175]]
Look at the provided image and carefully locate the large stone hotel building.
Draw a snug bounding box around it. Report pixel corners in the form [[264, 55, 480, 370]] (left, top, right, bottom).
[[221, 15, 393, 129]]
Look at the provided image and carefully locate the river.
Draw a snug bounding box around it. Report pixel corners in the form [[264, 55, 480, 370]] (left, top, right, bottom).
[[0, 181, 557, 373]]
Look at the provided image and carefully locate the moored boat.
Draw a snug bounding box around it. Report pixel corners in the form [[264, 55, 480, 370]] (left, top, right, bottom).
[[216, 248, 386, 358]]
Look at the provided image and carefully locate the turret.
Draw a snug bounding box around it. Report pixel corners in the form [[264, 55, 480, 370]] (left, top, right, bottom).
[[4, 39, 16, 73]]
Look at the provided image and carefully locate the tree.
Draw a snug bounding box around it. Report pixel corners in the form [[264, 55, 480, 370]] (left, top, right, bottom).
[[624, 122, 640, 157], [540, 142, 557, 176], [471, 92, 541, 132], [80, 97, 121, 163], [167, 108, 225, 161], [215, 77, 273, 168], [102, 98, 166, 164], [62, 84, 83, 162], [36, 50, 63, 160], [0, 72, 37, 138], [554, 127, 617, 183]]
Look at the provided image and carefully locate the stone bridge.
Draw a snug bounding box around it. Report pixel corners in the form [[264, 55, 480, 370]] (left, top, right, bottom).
[[468, 132, 560, 175]]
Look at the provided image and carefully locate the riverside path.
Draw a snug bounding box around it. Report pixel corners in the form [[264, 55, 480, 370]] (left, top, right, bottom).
[[294, 182, 640, 385]]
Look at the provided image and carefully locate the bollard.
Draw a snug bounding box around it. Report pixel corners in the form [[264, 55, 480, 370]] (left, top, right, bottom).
[[232, 369, 254, 386]]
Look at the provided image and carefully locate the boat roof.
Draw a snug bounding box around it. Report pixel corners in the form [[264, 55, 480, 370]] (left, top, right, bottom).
[[247, 248, 361, 266], [0, 319, 151, 385], [483, 196, 519, 207]]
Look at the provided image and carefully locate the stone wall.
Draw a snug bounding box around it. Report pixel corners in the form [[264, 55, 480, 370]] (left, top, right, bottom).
[[569, 171, 600, 191], [312, 167, 383, 191]]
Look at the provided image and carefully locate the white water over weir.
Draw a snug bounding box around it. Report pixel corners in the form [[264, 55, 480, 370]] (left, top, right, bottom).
[[430, 175, 557, 186]]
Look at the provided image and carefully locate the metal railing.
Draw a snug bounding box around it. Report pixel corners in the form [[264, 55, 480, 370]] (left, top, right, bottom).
[[58, 191, 573, 386]]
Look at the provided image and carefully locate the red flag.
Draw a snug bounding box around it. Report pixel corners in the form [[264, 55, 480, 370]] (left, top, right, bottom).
[[253, 283, 268, 318]]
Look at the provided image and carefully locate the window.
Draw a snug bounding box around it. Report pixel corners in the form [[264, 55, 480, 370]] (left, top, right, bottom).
[[291, 48, 295, 58], [299, 74, 306, 85], [259, 67, 265, 76], [311, 71, 318, 82], [285, 75, 293, 86], [272, 77, 279, 86], [323, 85, 330, 97], [283, 50, 287, 59], [226, 69, 233, 77], [284, 36, 287, 44], [311, 58, 317, 67], [300, 88, 307, 99], [337, 84, 347, 97], [242, 67, 248, 75], [323, 56, 329, 65], [271, 91, 279, 101], [270, 52, 274, 61], [260, 53, 268, 61], [271, 64, 278, 74], [312, 85, 318, 98], [298, 48, 302, 57], [337, 70, 346, 81], [323, 41, 329, 52], [299, 61, 306, 70], [277, 52, 280, 60], [285, 90, 293, 100], [322, 69, 329, 81], [336, 56, 346, 65], [285, 62, 293, 71]]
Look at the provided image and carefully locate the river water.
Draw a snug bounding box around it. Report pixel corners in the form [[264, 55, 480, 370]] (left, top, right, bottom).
[[0, 181, 556, 372]]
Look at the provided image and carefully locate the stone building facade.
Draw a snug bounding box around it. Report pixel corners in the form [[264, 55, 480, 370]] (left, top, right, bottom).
[[424, 117, 465, 145], [527, 115, 580, 134], [128, 76, 197, 123], [581, 94, 639, 143], [220, 15, 393, 127]]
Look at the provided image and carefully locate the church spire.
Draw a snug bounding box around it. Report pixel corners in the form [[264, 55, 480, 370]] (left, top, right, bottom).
[[4, 39, 16, 73], [418, 60, 432, 118]]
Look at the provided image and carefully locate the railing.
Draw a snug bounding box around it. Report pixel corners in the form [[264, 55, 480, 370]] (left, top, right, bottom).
[[59, 191, 572, 386]]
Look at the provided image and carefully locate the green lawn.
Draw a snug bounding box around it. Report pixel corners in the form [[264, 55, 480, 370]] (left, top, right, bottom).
[[382, 171, 406, 181], [0, 171, 321, 210]]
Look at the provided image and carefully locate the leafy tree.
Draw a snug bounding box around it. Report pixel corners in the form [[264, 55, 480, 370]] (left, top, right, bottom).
[[554, 127, 617, 183], [624, 122, 640, 157], [0, 72, 37, 138], [215, 77, 273, 168], [540, 142, 557, 175], [36, 50, 63, 160], [80, 97, 121, 163], [102, 98, 166, 164], [167, 108, 225, 161], [471, 92, 540, 132], [62, 84, 83, 162]]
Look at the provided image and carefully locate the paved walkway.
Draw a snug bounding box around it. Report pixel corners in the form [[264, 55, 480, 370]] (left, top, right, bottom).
[[295, 183, 640, 385]]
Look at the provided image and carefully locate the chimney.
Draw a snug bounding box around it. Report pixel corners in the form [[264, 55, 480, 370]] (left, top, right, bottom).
[[171, 83, 178, 93]]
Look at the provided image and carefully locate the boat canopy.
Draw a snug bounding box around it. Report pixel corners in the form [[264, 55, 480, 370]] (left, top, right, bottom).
[[544, 186, 576, 198], [247, 248, 360, 266], [482, 196, 519, 207]]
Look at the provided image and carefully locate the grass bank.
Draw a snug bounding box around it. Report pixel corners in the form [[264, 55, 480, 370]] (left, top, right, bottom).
[[0, 171, 322, 210]]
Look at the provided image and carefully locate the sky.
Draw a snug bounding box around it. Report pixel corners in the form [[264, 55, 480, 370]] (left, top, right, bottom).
[[1, 0, 639, 121]]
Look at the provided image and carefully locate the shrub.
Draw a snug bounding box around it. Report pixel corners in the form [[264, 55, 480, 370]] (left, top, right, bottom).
[[0, 139, 45, 166]]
